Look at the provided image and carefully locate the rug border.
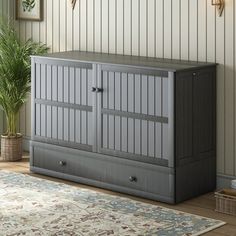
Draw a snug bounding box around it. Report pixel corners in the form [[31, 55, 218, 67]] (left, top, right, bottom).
[[0, 169, 227, 235], [191, 221, 226, 236]]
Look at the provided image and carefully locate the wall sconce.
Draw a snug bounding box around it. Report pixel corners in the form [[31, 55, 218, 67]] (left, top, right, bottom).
[[211, 0, 225, 17]]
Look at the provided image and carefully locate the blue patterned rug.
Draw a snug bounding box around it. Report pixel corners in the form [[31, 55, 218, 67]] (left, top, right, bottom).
[[0, 170, 225, 235]]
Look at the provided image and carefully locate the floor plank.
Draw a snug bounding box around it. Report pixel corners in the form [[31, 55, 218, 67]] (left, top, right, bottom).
[[0, 154, 235, 235]]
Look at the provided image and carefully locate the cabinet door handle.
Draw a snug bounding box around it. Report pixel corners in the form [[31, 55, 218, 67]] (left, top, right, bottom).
[[96, 88, 103, 93], [129, 176, 137, 182], [59, 160, 66, 166], [91, 87, 103, 93]]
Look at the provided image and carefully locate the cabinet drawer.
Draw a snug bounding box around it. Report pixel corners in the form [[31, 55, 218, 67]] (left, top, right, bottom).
[[105, 162, 174, 199], [31, 142, 174, 202], [32, 146, 69, 174]]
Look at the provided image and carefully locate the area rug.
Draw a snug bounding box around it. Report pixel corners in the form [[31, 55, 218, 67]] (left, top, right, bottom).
[[0, 170, 225, 236]]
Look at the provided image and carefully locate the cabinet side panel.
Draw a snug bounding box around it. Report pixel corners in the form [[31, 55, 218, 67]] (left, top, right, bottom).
[[175, 67, 216, 202], [194, 69, 216, 160], [175, 71, 194, 166]]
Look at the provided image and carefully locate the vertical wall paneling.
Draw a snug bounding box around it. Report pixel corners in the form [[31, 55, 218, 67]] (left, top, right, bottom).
[[180, 0, 189, 60], [163, 0, 172, 58], [94, 0, 101, 52], [80, 0, 87, 51], [198, 0, 207, 62], [87, 0, 94, 51], [156, 0, 164, 58], [224, 0, 234, 175], [40, 0, 46, 44], [101, 0, 108, 53], [189, 0, 198, 61], [216, 2, 225, 174], [206, 0, 216, 62], [53, 0, 60, 52], [116, 0, 124, 54], [139, 0, 147, 56], [108, 0, 116, 54], [0, 0, 236, 177], [124, 0, 132, 55], [172, 0, 180, 59], [147, 0, 155, 57], [73, 0, 80, 50], [132, 0, 139, 56], [59, 0, 66, 51], [67, 0, 73, 50], [47, 0, 53, 52]]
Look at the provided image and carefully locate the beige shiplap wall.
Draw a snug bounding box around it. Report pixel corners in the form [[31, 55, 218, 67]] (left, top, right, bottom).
[[0, 0, 11, 136], [0, 0, 236, 178]]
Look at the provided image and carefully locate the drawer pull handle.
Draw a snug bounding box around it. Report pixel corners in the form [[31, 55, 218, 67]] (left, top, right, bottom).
[[59, 161, 66, 166], [129, 176, 137, 182]]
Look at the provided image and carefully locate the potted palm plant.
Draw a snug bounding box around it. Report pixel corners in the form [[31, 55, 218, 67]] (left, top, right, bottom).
[[0, 19, 48, 161]]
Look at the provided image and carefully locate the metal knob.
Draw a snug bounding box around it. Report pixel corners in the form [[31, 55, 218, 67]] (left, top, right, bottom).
[[59, 160, 66, 166], [96, 87, 103, 93], [192, 72, 197, 76], [91, 87, 103, 93], [129, 176, 137, 182]]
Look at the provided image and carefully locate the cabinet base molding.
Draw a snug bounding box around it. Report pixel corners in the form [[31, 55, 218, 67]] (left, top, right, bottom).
[[30, 167, 174, 204]]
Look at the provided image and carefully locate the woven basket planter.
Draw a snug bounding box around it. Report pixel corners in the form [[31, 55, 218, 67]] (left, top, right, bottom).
[[1, 134, 23, 161], [215, 189, 236, 216]]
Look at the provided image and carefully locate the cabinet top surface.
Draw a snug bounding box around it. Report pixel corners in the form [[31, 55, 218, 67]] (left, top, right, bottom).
[[32, 51, 217, 72]]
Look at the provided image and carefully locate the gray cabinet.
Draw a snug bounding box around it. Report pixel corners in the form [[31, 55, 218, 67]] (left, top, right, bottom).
[[30, 51, 216, 203]]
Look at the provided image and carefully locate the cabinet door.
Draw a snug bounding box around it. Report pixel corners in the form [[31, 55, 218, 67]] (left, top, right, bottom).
[[32, 58, 96, 152], [97, 65, 174, 167], [175, 68, 216, 166]]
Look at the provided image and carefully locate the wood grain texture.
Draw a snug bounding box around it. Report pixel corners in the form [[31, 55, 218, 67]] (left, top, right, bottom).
[[0, 0, 236, 177]]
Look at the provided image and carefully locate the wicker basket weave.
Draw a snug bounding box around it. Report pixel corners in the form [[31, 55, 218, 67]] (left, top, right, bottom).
[[1, 134, 23, 161], [215, 189, 236, 216]]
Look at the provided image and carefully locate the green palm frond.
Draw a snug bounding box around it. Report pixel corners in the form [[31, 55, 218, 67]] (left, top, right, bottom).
[[0, 18, 48, 136]]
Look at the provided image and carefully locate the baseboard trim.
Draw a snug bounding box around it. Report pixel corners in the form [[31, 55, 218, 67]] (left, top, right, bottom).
[[217, 174, 236, 189], [23, 136, 30, 152]]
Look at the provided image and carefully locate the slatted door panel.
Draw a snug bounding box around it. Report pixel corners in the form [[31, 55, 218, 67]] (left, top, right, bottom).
[[98, 65, 174, 167], [33, 60, 94, 152]]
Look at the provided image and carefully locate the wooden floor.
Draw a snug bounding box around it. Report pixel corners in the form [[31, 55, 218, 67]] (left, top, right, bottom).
[[0, 154, 236, 236]]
